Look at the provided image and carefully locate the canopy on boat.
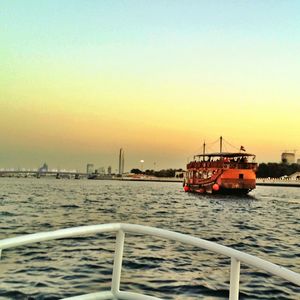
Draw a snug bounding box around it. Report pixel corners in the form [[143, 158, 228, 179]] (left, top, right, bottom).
[[194, 152, 256, 158]]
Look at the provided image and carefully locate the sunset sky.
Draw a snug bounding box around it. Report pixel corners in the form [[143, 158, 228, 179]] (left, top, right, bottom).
[[1, 1, 300, 171]]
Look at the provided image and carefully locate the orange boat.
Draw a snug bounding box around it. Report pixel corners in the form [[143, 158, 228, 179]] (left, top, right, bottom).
[[184, 137, 257, 194]]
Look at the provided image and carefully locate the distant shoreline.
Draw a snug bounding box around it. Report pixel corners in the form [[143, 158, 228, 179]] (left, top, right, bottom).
[[256, 179, 300, 187], [1, 175, 300, 187], [116, 177, 300, 187], [112, 177, 183, 183]]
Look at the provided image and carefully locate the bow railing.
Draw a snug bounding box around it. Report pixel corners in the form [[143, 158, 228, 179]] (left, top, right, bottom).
[[1, 223, 299, 300]]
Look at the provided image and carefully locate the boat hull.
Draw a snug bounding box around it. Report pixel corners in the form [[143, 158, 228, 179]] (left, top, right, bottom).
[[187, 185, 253, 195], [184, 169, 256, 195]]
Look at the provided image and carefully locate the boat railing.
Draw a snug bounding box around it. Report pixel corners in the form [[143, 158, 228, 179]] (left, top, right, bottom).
[[187, 161, 257, 170], [0, 223, 299, 300], [191, 168, 223, 185]]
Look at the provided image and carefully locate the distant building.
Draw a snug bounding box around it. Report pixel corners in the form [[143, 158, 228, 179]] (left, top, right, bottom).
[[86, 163, 94, 174], [297, 159, 300, 165], [118, 148, 124, 175], [107, 166, 112, 175], [281, 152, 295, 164], [38, 162, 48, 173], [95, 167, 105, 174]]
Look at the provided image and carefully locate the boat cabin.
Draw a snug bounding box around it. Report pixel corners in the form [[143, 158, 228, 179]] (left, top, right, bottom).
[[187, 152, 257, 171]]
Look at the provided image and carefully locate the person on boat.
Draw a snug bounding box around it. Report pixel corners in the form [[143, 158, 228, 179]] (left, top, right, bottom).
[[240, 157, 247, 163]]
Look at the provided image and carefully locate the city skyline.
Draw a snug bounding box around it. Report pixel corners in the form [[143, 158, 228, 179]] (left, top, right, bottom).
[[1, 146, 299, 174], [1, 1, 299, 170]]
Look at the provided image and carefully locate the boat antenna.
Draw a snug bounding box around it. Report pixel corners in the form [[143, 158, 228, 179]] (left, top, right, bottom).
[[220, 136, 223, 153], [203, 141, 206, 157]]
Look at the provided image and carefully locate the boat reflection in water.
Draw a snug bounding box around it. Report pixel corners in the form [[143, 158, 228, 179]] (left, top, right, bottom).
[[184, 137, 257, 194]]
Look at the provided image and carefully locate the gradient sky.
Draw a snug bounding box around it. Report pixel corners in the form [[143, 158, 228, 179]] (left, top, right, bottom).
[[1, 0, 300, 171]]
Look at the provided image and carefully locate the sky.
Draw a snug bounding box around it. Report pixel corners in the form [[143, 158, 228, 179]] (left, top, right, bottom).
[[1, 0, 300, 171]]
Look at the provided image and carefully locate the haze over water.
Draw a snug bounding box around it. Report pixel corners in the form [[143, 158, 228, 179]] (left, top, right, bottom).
[[0, 178, 299, 299]]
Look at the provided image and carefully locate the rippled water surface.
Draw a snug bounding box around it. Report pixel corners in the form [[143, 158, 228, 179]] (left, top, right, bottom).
[[0, 178, 299, 299]]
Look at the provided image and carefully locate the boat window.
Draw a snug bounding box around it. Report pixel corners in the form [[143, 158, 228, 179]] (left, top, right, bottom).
[[239, 174, 244, 179]]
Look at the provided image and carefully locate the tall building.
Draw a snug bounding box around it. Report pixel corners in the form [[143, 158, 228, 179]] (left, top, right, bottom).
[[86, 163, 94, 174], [121, 151, 124, 174], [118, 148, 125, 175], [281, 152, 295, 164]]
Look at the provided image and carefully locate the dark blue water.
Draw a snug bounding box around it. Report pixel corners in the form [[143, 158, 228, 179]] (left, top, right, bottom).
[[0, 178, 299, 299]]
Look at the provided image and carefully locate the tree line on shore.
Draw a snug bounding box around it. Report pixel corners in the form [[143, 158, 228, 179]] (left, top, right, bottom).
[[256, 163, 300, 178], [130, 168, 184, 178], [131, 163, 300, 179]]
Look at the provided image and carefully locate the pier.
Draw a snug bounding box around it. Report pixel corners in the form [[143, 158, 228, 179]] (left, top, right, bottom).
[[256, 178, 300, 187]]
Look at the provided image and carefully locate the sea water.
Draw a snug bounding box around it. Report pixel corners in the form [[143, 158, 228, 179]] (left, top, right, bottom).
[[0, 178, 299, 299]]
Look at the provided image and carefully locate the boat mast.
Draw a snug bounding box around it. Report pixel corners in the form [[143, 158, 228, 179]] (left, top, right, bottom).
[[203, 141, 206, 156], [220, 136, 223, 153]]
